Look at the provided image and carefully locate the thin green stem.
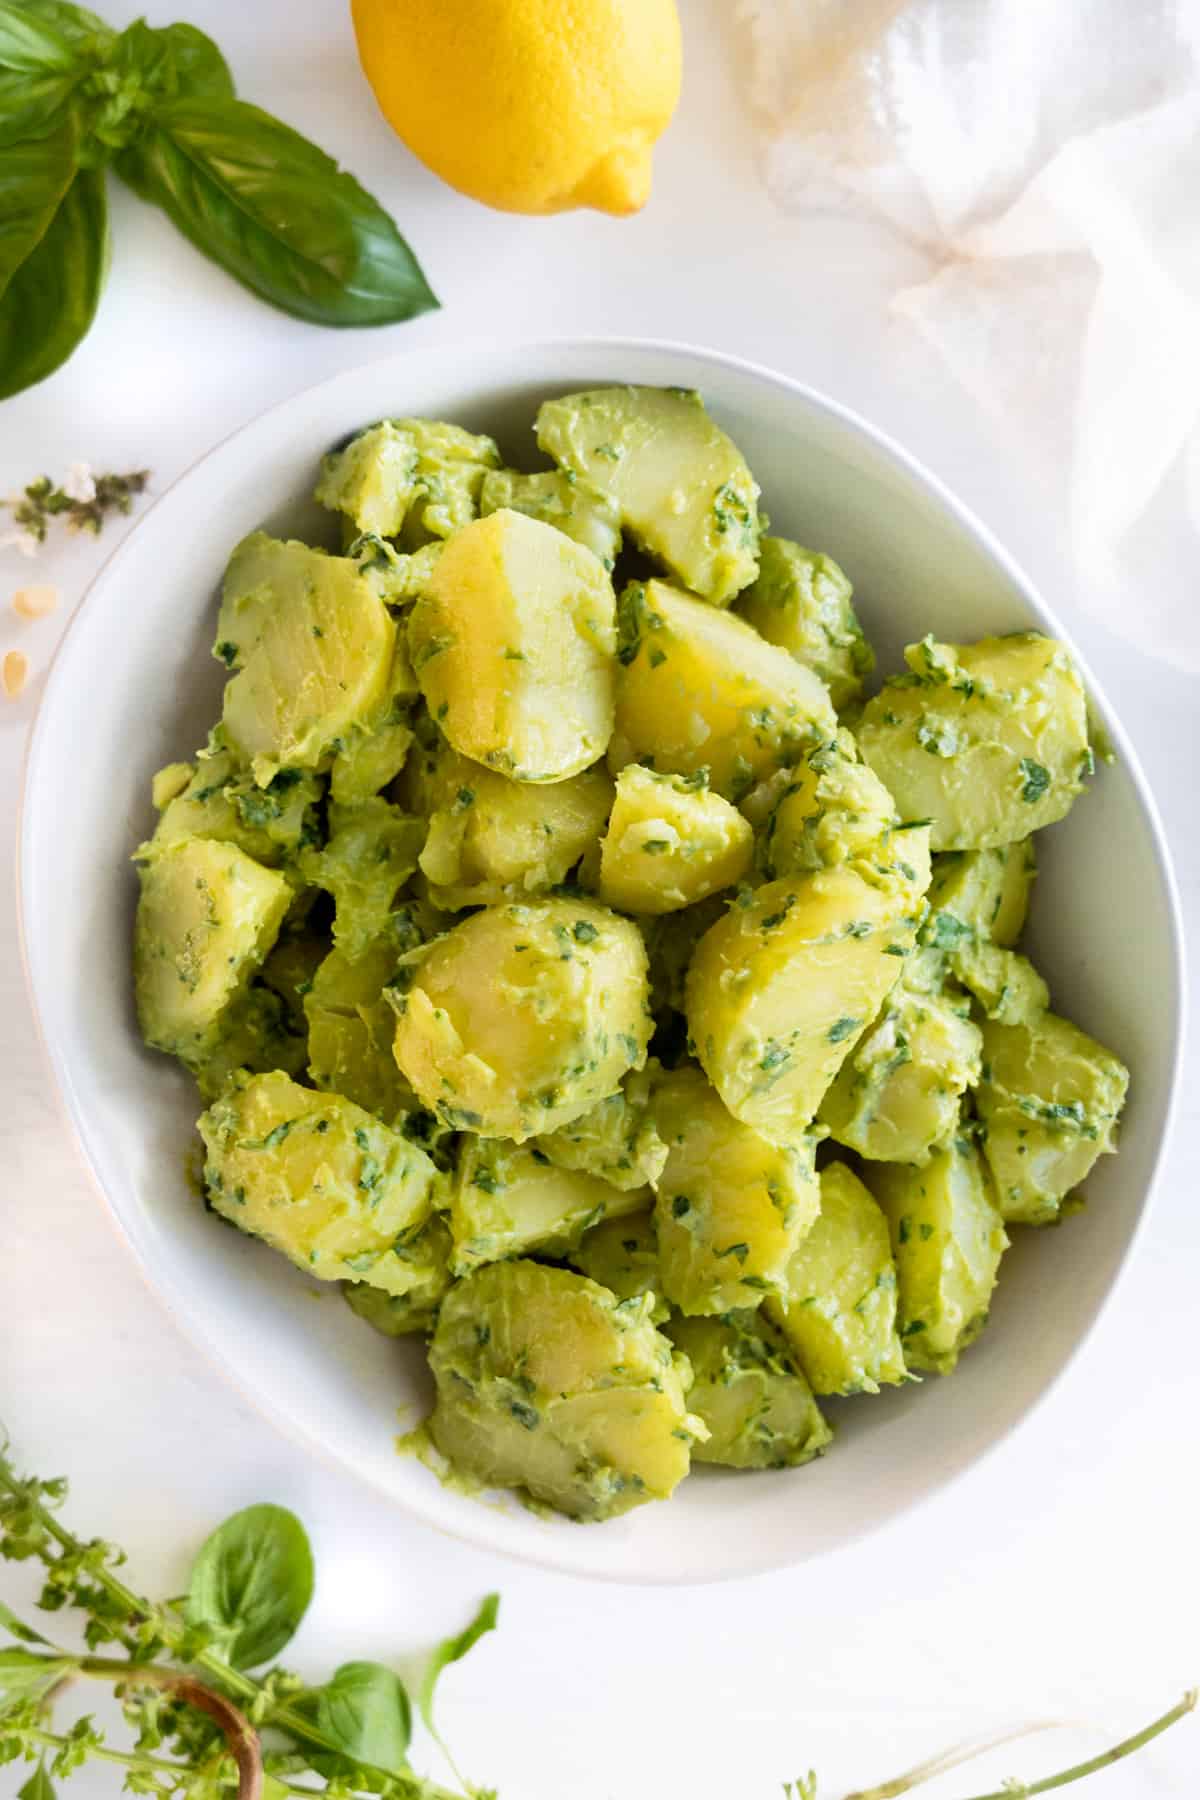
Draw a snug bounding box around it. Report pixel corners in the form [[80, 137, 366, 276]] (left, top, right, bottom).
[[958, 1689, 1197, 1800], [847, 1690, 1197, 1800]]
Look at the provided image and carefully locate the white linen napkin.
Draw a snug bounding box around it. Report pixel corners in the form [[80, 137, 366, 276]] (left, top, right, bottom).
[[735, 0, 1200, 671]]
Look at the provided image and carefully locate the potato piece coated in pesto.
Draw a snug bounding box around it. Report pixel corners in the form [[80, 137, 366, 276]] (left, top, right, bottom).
[[217, 533, 397, 784], [536, 386, 761, 605], [758, 733, 899, 880], [449, 1139, 647, 1275], [653, 1066, 821, 1315], [610, 579, 836, 802], [819, 973, 982, 1165], [316, 419, 500, 544], [733, 537, 873, 711], [666, 1312, 832, 1469], [409, 730, 613, 910], [976, 1012, 1129, 1224], [857, 633, 1092, 850], [949, 941, 1049, 1026], [299, 798, 425, 960], [480, 467, 622, 570], [924, 841, 1036, 949], [391, 898, 652, 1141], [570, 1207, 667, 1321], [685, 841, 930, 1146], [865, 1134, 1008, 1374], [146, 745, 323, 870], [342, 1213, 454, 1337], [428, 1260, 702, 1520], [766, 1161, 906, 1397], [305, 914, 430, 1129], [134, 836, 292, 1063], [534, 1066, 668, 1193], [598, 765, 752, 915], [408, 508, 616, 783], [198, 1071, 438, 1294]]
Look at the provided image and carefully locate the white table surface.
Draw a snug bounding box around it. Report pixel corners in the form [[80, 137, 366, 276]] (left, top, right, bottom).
[[2, 4, 1197, 1796]]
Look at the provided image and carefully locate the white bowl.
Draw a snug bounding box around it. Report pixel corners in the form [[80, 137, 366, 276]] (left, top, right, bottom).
[[20, 337, 1184, 1585]]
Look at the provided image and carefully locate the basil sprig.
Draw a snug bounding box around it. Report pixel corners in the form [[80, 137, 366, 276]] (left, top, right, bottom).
[[0, 2, 437, 401]]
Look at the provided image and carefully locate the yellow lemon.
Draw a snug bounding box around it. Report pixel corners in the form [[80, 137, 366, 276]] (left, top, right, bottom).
[[350, 0, 682, 216]]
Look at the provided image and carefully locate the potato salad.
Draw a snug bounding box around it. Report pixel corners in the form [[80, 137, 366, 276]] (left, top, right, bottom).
[[133, 388, 1129, 1521]]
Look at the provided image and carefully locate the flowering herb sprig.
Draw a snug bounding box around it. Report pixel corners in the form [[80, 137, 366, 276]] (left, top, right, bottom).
[[0, 466, 149, 557]]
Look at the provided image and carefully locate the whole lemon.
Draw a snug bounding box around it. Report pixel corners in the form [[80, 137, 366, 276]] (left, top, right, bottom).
[[350, 0, 682, 216]]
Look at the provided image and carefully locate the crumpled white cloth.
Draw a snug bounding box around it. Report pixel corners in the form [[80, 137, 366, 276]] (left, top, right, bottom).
[[736, 0, 1200, 671]]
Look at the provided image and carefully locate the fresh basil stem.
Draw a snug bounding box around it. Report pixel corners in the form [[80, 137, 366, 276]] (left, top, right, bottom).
[[0, 1, 437, 401]]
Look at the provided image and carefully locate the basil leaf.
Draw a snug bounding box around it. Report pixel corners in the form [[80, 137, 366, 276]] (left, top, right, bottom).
[[0, 1598, 51, 1645], [0, 1648, 74, 1699], [0, 164, 105, 400], [0, 0, 113, 146], [418, 1593, 499, 1737], [0, 2, 82, 75], [106, 19, 233, 106], [315, 1661, 412, 1771], [185, 1502, 314, 1670], [16, 2, 113, 54], [116, 98, 438, 327], [17, 1761, 58, 1800], [0, 113, 78, 291]]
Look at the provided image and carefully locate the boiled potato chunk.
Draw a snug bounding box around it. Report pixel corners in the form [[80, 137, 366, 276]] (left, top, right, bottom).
[[598, 766, 753, 914], [328, 635, 418, 806], [610, 580, 836, 801], [146, 744, 324, 871], [314, 421, 419, 537], [654, 1066, 820, 1314], [299, 798, 425, 960], [408, 509, 616, 782], [685, 849, 930, 1145], [480, 468, 622, 570], [536, 386, 761, 605], [534, 1066, 668, 1192], [570, 1207, 667, 1320], [198, 1071, 438, 1293], [976, 1013, 1129, 1224], [766, 1161, 906, 1396], [392, 898, 651, 1140], [392, 418, 501, 545], [342, 1213, 454, 1337], [666, 1312, 832, 1469], [185, 981, 307, 1102], [733, 537, 873, 711], [305, 913, 429, 1126], [866, 1135, 1008, 1374], [449, 1139, 646, 1275], [134, 837, 292, 1062], [759, 733, 899, 878], [428, 1260, 701, 1520], [217, 533, 397, 783], [949, 941, 1049, 1025], [857, 633, 1091, 850], [411, 732, 613, 909], [819, 974, 982, 1164], [925, 842, 1036, 948]]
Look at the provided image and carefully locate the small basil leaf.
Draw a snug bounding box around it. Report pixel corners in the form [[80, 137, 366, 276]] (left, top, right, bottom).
[[0, 112, 78, 292], [316, 1661, 412, 1772], [116, 98, 438, 327], [0, 1648, 75, 1698], [418, 1593, 499, 1738], [0, 1599, 52, 1645], [185, 1502, 314, 1670], [0, 1, 82, 74], [0, 163, 106, 400], [104, 19, 233, 107], [17, 1760, 58, 1800], [16, 2, 114, 54]]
